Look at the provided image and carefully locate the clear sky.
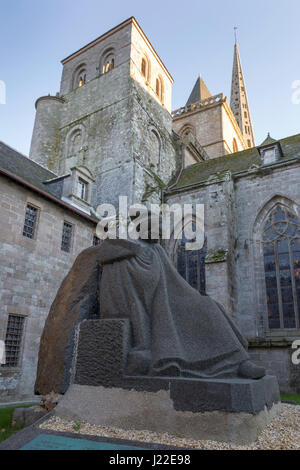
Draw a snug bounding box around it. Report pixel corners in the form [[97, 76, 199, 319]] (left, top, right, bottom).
[[1, 0, 300, 155]]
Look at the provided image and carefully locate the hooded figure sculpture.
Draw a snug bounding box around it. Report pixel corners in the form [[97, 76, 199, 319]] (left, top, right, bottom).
[[35, 211, 265, 396], [98, 236, 264, 379]]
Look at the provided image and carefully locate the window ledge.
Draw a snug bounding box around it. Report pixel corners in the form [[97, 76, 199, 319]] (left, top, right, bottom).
[[248, 336, 299, 348]]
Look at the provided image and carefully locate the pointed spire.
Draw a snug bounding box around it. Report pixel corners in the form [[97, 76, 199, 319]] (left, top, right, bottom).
[[230, 39, 256, 148], [186, 75, 212, 106]]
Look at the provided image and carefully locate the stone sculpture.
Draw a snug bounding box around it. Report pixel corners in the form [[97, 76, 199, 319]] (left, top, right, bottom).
[[35, 234, 265, 395]]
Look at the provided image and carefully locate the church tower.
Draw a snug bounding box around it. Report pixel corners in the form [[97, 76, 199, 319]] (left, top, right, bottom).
[[29, 17, 178, 209], [230, 39, 255, 148]]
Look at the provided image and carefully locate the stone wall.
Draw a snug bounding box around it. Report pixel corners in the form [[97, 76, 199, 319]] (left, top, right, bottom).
[[172, 99, 245, 160], [0, 176, 96, 401], [165, 177, 237, 316], [249, 345, 300, 394], [234, 162, 300, 339], [30, 21, 177, 210]]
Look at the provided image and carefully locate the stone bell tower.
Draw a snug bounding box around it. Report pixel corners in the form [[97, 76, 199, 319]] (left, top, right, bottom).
[[29, 17, 179, 209]]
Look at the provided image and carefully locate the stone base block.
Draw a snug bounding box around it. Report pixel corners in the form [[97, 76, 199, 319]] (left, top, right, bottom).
[[54, 383, 280, 445], [62, 319, 281, 444]]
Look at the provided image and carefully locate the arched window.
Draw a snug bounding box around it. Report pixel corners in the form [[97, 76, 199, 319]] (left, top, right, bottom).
[[179, 124, 196, 139], [262, 206, 300, 329], [101, 49, 115, 75], [141, 56, 150, 81], [155, 76, 163, 101], [68, 129, 82, 157], [78, 73, 86, 87], [141, 58, 147, 77], [232, 138, 238, 153], [176, 227, 207, 294], [149, 128, 161, 168], [73, 65, 87, 90]]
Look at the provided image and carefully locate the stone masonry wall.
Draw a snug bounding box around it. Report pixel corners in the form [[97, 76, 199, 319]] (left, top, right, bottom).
[[0, 176, 96, 401], [165, 177, 237, 316], [234, 163, 300, 339]]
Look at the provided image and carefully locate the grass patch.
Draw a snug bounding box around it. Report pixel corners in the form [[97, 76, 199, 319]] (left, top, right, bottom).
[[0, 403, 36, 443], [281, 394, 300, 405]]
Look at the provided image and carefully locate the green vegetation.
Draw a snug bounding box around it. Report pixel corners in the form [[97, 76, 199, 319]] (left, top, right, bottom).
[[205, 249, 228, 263], [72, 421, 81, 431], [281, 394, 300, 405], [0, 403, 36, 443]]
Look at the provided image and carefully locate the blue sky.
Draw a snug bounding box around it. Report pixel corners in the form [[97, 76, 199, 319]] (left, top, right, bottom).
[[1, 0, 300, 155]]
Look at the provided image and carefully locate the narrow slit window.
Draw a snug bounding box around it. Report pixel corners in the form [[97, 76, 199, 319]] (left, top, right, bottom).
[[141, 58, 146, 77]]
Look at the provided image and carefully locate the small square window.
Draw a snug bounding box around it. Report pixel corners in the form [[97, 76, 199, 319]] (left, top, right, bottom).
[[2, 315, 25, 368], [61, 222, 73, 252], [263, 148, 276, 165], [23, 204, 38, 238]]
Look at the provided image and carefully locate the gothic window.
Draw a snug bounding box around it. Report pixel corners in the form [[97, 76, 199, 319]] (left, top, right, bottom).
[[176, 229, 206, 294], [247, 139, 251, 147], [232, 138, 238, 153], [101, 49, 115, 74], [262, 206, 300, 329]]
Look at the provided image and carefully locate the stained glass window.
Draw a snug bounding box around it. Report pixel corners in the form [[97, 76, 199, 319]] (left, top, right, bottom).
[[176, 230, 206, 294], [262, 206, 300, 329]]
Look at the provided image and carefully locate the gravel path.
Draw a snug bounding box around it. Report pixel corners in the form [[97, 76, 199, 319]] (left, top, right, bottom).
[[39, 403, 300, 450]]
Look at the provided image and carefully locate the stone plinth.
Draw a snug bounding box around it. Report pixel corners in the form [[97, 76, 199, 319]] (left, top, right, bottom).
[[52, 318, 282, 445], [54, 382, 280, 445]]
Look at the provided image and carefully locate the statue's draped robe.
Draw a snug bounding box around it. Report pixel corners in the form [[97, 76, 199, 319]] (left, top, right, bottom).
[[99, 239, 249, 378], [35, 239, 251, 395]]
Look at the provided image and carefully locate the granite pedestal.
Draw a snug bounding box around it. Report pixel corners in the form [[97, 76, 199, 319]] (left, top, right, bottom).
[[54, 319, 281, 445]]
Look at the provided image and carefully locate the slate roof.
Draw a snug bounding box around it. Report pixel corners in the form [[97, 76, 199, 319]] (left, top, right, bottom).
[[259, 133, 277, 147], [186, 76, 212, 106], [0, 141, 97, 222], [0, 141, 56, 192], [169, 133, 300, 191]]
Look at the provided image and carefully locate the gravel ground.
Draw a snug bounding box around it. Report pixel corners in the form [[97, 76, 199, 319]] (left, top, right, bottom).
[[39, 403, 300, 450]]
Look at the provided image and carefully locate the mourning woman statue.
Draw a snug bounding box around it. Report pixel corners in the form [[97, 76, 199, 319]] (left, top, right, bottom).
[[35, 210, 265, 395]]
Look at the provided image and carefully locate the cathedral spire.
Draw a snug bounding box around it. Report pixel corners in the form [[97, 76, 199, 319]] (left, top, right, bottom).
[[230, 38, 255, 148]]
